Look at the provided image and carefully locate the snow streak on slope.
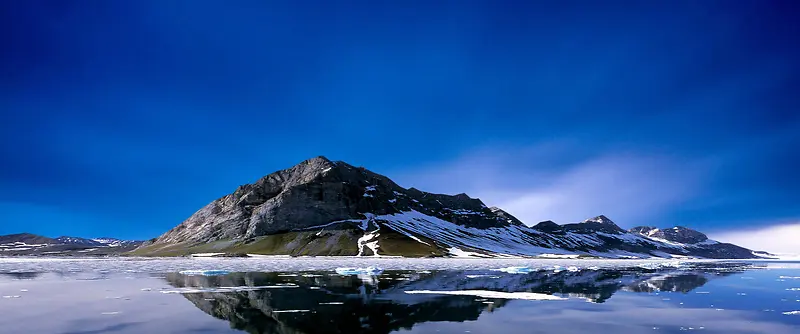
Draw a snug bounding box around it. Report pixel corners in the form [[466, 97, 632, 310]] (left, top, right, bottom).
[[377, 210, 570, 256], [360, 211, 736, 258]]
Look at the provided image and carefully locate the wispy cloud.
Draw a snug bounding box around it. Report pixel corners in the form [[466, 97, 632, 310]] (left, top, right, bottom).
[[392, 144, 707, 227], [711, 223, 800, 254]]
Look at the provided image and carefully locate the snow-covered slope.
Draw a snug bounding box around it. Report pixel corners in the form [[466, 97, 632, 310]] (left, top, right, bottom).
[[0, 234, 143, 256], [299, 210, 759, 259]]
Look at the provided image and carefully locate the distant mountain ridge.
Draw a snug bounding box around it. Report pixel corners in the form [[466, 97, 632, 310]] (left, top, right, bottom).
[[132, 156, 763, 259], [0, 233, 142, 256]]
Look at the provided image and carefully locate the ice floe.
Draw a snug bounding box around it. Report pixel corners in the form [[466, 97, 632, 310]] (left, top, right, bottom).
[[178, 270, 231, 276], [189, 253, 225, 258], [782, 311, 800, 315], [496, 266, 534, 274], [335, 267, 383, 276], [272, 309, 311, 313], [404, 290, 566, 301]]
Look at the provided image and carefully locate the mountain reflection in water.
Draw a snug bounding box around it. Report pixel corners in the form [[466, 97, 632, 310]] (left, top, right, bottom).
[[163, 263, 753, 334]]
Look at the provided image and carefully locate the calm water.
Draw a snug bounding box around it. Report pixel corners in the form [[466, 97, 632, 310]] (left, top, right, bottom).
[[0, 258, 798, 334]]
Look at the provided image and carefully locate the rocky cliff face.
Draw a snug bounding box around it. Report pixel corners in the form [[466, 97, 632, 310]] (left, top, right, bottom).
[[154, 156, 518, 244], [136, 157, 763, 259], [629, 226, 708, 244]]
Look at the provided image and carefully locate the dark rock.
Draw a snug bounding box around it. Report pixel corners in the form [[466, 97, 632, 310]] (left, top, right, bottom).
[[562, 215, 626, 234], [532, 220, 563, 233], [153, 156, 518, 244]]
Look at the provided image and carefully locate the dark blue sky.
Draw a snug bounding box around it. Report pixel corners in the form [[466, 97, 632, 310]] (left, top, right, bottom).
[[1, 0, 798, 240]]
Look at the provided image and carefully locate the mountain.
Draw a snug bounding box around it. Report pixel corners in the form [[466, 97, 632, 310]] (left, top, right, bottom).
[[132, 156, 763, 259], [0, 233, 143, 256]]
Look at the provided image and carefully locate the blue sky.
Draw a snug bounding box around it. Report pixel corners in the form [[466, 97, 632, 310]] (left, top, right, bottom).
[[1, 1, 798, 244]]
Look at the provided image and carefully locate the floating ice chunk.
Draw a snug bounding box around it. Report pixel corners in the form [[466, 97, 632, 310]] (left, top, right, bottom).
[[782, 311, 800, 315], [2, 295, 20, 299], [335, 267, 383, 276], [779, 276, 800, 279], [496, 266, 534, 274], [318, 302, 344, 305], [19, 289, 28, 292], [140, 288, 152, 291], [179, 270, 231, 276], [404, 290, 566, 301], [538, 254, 580, 259], [466, 275, 489, 279], [273, 309, 311, 313], [101, 312, 121, 315], [566, 266, 580, 272], [787, 288, 800, 291]]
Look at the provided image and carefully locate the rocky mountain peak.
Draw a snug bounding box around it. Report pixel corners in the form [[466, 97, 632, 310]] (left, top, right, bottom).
[[629, 226, 709, 244], [563, 215, 625, 234], [152, 157, 527, 244], [533, 220, 563, 233], [629, 226, 658, 235], [134, 157, 760, 259], [582, 215, 615, 225], [486, 207, 525, 226]]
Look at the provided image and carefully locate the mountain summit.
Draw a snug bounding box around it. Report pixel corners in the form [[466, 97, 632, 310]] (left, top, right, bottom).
[[133, 157, 761, 259], [152, 156, 515, 246]]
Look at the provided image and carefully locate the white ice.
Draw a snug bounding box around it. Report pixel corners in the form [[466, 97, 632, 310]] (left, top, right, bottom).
[[496, 266, 534, 274], [404, 290, 566, 301], [335, 267, 383, 276], [178, 270, 231, 276]]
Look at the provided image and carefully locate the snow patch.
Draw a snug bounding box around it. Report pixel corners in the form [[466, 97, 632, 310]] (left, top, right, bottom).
[[448, 247, 484, 258], [538, 253, 580, 259]]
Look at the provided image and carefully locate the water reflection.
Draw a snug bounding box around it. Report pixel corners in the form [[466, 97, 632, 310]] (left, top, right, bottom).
[[0, 272, 43, 280], [163, 263, 753, 334]]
